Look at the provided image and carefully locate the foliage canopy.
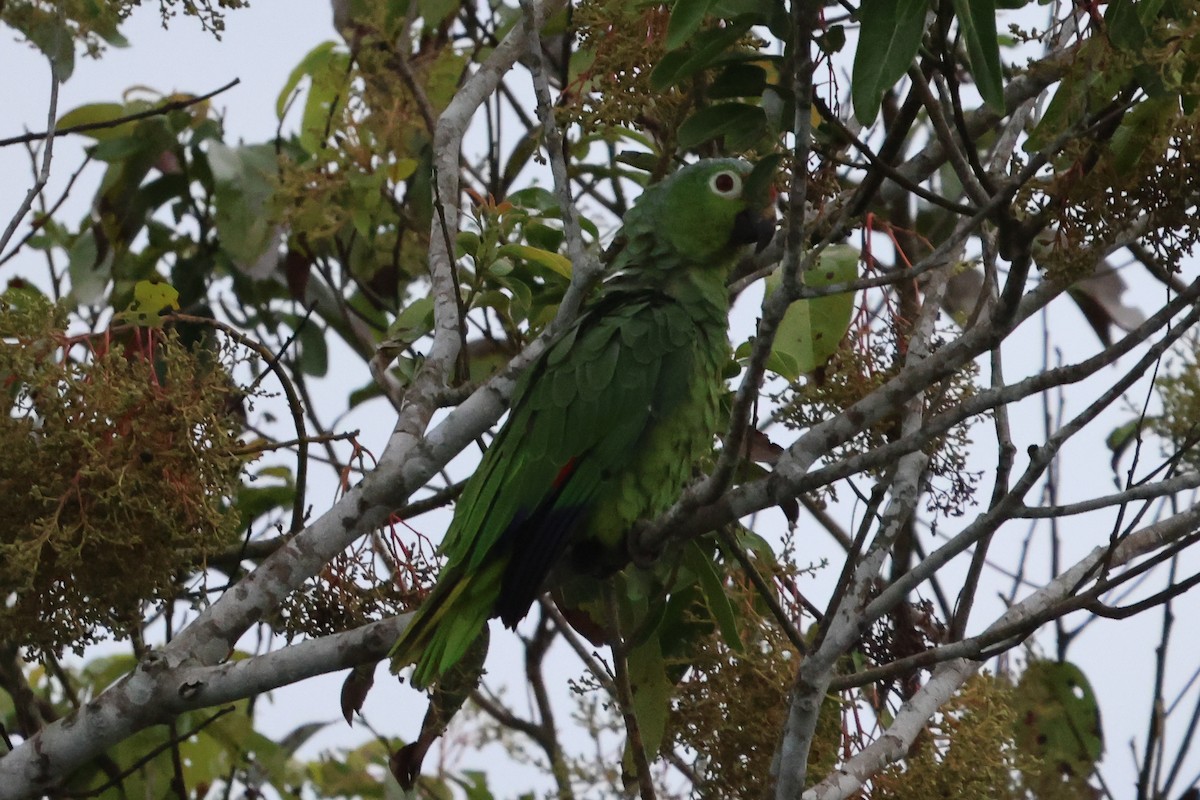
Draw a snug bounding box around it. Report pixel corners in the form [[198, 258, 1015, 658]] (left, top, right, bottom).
[[2, 0, 1200, 798]]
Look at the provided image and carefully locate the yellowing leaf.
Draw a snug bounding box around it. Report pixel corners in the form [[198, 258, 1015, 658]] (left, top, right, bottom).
[[389, 158, 419, 183], [1014, 660, 1104, 788], [134, 279, 180, 312], [496, 244, 572, 278], [767, 245, 859, 379], [119, 279, 180, 326]]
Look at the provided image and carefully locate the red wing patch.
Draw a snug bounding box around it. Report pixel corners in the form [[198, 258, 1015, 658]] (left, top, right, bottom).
[[553, 457, 578, 489]]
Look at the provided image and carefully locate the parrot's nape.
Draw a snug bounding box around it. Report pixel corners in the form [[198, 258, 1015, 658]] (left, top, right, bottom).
[[388, 158, 777, 691]]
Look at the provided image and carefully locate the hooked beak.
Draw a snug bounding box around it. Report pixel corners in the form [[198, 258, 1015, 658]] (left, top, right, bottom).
[[734, 154, 781, 253], [732, 206, 777, 253]]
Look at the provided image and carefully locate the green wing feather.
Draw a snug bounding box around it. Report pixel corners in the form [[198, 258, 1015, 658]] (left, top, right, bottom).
[[389, 158, 774, 690], [391, 291, 721, 687]]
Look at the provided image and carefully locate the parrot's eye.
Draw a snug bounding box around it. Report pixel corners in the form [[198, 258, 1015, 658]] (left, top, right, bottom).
[[708, 170, 742, 198]]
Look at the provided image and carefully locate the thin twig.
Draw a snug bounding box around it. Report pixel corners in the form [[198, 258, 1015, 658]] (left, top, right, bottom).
[[812, 96, 976, 216], [0, 78, 240, 149], [524, 609, 575, 799], [471, 689, 549, 746], [0, 69, 60, 256], [519, 0, 600, 314], [62, 707, 236, 799], [169, 313, 309, 533], [539, 597, 617, 694], [604, 586, 656, 800], [717, 527, 807, 655], [0, 151, 91, 268]]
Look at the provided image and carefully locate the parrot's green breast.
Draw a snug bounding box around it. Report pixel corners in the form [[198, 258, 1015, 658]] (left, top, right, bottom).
[[581, 292, 728, 557]]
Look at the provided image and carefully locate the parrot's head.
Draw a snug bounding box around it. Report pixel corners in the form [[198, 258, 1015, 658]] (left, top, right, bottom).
[[638, 158, 777, 267]]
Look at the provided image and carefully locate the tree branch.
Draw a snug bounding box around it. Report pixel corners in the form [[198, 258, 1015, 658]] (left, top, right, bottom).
[[0, 8, 569, 794], [803, 505, 1200, 800]]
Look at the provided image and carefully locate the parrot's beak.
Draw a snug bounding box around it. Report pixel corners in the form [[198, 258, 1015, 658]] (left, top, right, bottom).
[[736, 155, 780, 253], [732, 205, 778, 253]]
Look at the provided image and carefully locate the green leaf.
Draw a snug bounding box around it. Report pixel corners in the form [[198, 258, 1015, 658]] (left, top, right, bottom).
[[626, 636, 672, 760], [677, 103, 767, 150], [277, 41, 338, 119], [307, 739, 395, 798], [651, 21, 751, 91], [489, 259, 515, 277], [385, 296, 435, 346], [767, 245, 859, 379], [89, 134, 149, 163], [506, 186, 559, 212], [456, 230, 482, 258], [1024, 71, 1094, 153], [1014, 661, 1104, 783], [452, 770, 498, 800], [425, 48, 469, 113], [297, 319, 329, 377], [118, 279, 180, 326], [277, 41, 352, 153], [67, 230, 107, 305], [237, 468, 296, 528], [418, 0, 461, 27], [816, 23, 846, 55], [1104, 0, 1147, 49], [389, 157, 418, 183], [745, 153, 782, 203], [1136, 0, 1170, 27], [708, 62, 769, 99], [524, 221, 565, 253], [258, 465, 295, 480], [1108, 97, 1173, 174], [0, 279, 48, 314], [667, 0, 718, 51], [851, 0, 928, 125], [713, 0, 777, 16], [684, 541, 744, 652], [56, 103, 130, 141], [80, 654, 138, 693], [472, 289, 511, 316], [613, 152, 659, 177], [952, 0, 1004, 111], [500, 273, 534, 319], [502, 130, 541, 190], [735, 527, 780, 565], [21, 13, 76, 81], [208, 143, 279, 266], [348, 380, 385, 410], [0, 677, 12, 721], [496, 243, 572, 278]]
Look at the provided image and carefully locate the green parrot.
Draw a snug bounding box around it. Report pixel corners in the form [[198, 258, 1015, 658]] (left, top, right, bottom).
[[389, 158, 777, 690]]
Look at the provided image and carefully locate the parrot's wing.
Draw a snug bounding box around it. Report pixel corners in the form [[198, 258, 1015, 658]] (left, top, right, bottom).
[[444, 291, 708, 625]]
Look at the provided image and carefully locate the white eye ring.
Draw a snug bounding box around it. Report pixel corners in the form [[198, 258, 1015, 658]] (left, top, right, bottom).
[[708, 170, 743, 198]]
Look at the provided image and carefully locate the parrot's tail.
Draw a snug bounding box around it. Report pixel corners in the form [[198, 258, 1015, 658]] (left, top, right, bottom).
[[389, 560, 504, 690]]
